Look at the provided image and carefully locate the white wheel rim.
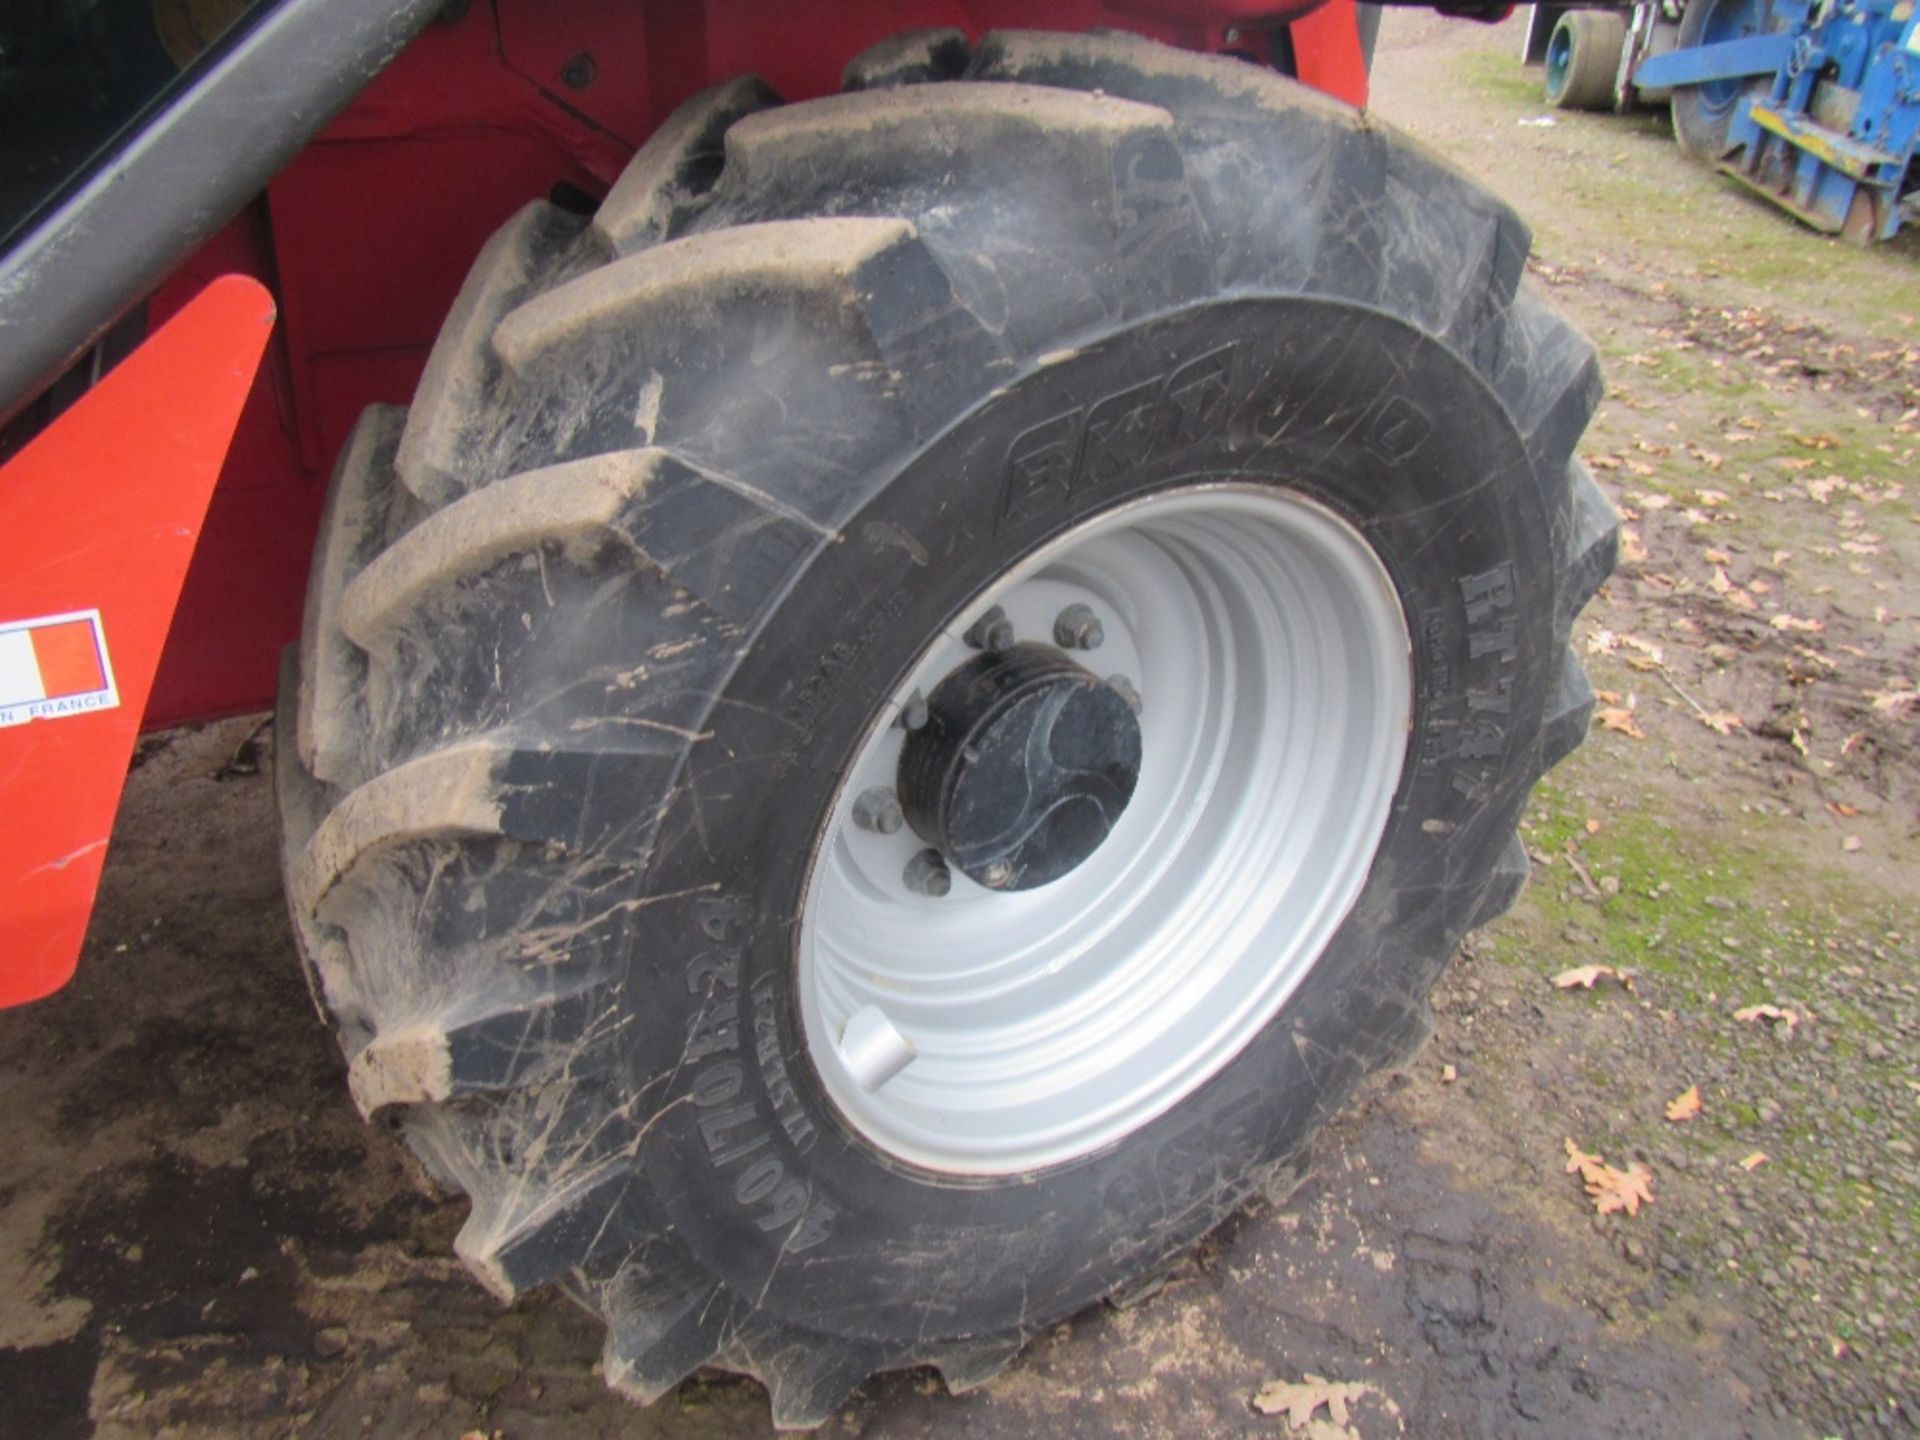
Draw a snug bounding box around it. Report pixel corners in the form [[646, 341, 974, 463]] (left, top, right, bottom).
[[797, 485, 1413, 1175]]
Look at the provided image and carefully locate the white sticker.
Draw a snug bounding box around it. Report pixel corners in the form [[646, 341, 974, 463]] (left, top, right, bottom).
[[0, 610, 121, 728]]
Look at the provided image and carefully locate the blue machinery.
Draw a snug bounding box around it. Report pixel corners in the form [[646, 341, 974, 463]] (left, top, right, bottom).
[[1635, 0, 1920, 243]]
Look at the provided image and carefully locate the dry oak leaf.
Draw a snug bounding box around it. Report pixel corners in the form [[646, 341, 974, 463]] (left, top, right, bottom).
[[1596, 706, 1646, 739], [1250, 1374, 1372, 1429], [1740, 1151, 1770, 1171], [1564, 1138, 1655, 1216], [1665, 1085, 1702, 1122], [1552, 964, 1634, 991], [1733, 1003, 1801, 1034], [1770, 614, 1824, 633]]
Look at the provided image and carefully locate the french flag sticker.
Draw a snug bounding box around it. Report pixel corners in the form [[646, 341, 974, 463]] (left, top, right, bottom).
[[0, 611, 120, 727]]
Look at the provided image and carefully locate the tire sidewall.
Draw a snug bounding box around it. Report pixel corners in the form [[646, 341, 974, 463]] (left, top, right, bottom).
[[630, 297, 1555, 1343]]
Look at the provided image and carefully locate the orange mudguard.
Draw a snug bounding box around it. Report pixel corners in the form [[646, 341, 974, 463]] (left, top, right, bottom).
[[0, 276, 275, 1006]]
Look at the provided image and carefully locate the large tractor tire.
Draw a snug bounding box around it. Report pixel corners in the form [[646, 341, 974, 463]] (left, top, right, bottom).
[[1544, 10, 1629, 110], [1670, 0, 1776, 160], [278, 27, 1615, 1428]]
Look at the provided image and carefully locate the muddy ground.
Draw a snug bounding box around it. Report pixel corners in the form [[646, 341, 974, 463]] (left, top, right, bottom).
[[2, 11, 1915, 1439]]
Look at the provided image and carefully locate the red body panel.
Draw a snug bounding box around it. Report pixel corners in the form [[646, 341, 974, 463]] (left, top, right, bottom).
[[0, 277, 274, 1005]]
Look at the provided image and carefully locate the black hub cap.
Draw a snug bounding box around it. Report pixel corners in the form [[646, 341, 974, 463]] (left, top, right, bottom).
[[897, 642, 1142, 892]]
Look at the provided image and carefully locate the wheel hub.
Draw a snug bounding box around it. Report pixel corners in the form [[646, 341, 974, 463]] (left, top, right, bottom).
[[898, 643, 1142, 892], [798, 485, 1414, 1174]]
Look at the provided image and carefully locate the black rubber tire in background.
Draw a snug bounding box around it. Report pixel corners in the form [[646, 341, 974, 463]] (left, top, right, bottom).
[[1545, 10, 1629, 110], [277, 27, 1617, 1429], [1670, 0, 1775, 160]]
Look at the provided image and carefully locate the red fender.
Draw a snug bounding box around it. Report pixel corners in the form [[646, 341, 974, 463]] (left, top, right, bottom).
[[0, 276, 274, 1006]]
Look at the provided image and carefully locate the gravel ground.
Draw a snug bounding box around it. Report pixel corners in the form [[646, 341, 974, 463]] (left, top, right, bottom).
[[0, 11, 1915, 1438], [1374, 11, 1919, 1435]]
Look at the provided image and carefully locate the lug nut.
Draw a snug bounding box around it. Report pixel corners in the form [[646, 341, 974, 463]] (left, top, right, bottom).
[[1053, 603, 1104, 650], [1106, 674, 1143, 716], [964, 605, 1015, 653], [904, 848, 952, 897], [852, 787, 904, 834], [898, 690, 930, 732]]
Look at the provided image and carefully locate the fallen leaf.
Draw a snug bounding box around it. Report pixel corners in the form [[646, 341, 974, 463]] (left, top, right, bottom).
[[1250, 1374, 1371, 1428], [1591, 1161, 1655, 1216], [1585, 818, 1603, 834], [1664, 1085, 1702, 1122], [1564, 1138, 1654, 1216], [1565, 1138, 1607, 1176], [1702, 548, 1732, 565], [1441, 1063, 1457, 1084], [1597, 707, 1645, 739], [1733, 1004, 1801, 1035], [1553, 964, 1615, 989], [1842, 835, 1862, 852], [1740, 1151, 1769, 1171], [1770, 614, 1824, 633], [1701, 710, 1744, 736]]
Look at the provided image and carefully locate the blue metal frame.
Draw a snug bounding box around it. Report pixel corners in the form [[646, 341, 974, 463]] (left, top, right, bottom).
[[1735, 0, 1917, 240], [1646, 0, 1918, 241], [1635, 30, 1793, 86]]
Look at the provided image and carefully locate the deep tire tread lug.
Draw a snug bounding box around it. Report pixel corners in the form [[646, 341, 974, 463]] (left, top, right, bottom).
[[347, 983, 623, 1112], [594, 75, 783, 256], [395, 200, 586, 513], [710, 84, 1217, 347], [1557, 459, 1621, 631], [842, 28, 971, 90], [297, 406, 406, 788], [1466, 833, 1531, 931], [1541, 646, 1598, 772]]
